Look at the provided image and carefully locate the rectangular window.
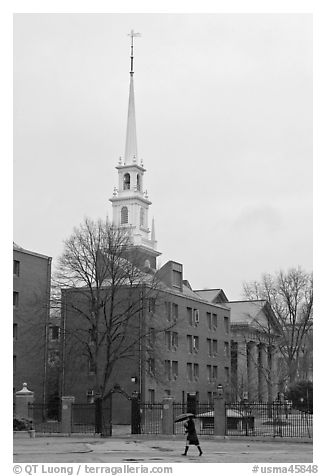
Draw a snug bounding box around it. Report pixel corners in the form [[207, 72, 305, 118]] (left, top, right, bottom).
[[172, 270, 182, 289], [224, 342, 230, 358], [224, 316, 229, 333], [212, 339, 218, 356], [187, 307, 193, 326], [224, 367, 230, 383], [193, 335, 199, 353], [165, 331, 171, 350], [206, 312, 212, 330], [148, 327, 155, 348], [193, 309, 199, 325], [213, 365, 218, 381], [172, 361, 178, 379], [207, 391, 213, 405], [187, 335, 192, 353], [13, 323, 18, 340], [172, 303, 178, 322], [13, 260, 20, 276], [49, 325, 60, 341], [165, 360, 171, 380], [148, 389, 155, 403], [212, 314, 218, 330], [13, 291, 19, 307], [13, 355, 17, 373], [148, 298, 156, 313], [148, 358, 155, 375], [171, 332, 178, 349], [187, 363, 193, 381], [194, 363, 199, 381], [165, 302, 172, 322], [206, 365, 211, 381], [165, 331, 178, 350], [207, 338, 212, 356], [88, 358, 96, 374]]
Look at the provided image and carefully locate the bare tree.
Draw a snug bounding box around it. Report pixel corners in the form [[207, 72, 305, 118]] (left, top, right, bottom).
[[243, 267, 313, 386], [55, 217, 173, 399]]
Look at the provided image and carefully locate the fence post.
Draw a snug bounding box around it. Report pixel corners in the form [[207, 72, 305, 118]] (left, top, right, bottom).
[[15, 383, 34, 420], [214, 394, 226, 436], [131, 392, 141, 434], [95, 398, 103, 434], [162, 397, 174, 435], [61, 396, 75, 434]]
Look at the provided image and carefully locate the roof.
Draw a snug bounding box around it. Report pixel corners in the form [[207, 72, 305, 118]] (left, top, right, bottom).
[[194, 288, 228, 304], [226, 300, 266, 324], [226, 300, 282, 334], [13, 242, 52, 260]]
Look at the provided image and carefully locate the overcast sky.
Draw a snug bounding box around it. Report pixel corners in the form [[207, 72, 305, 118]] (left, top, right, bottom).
[[13, 13, 312, 300]]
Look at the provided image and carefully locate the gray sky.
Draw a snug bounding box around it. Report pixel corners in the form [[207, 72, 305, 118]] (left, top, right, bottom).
[[13, 13, 312, 299]]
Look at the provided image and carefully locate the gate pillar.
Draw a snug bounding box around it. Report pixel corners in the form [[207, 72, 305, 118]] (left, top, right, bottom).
[[162, 397, 174, 435], [214, 393, 226, 436], [15, 383, 34, 420], [95, 397, 102, 434], [131, 392, 141, 434], [61, 396, 75, 434]]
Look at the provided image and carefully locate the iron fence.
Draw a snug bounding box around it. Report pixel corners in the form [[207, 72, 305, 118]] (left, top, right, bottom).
[[28, 403, 61, 433], [72, 403, 96, 433], [225, 402, 313, 438], [173, 403, 214, 435], [139, 403, 163, 434]]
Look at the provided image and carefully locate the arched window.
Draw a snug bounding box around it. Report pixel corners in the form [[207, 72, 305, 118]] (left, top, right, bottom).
[[137, 174, 141, 191], [140, 207, 144, 227], [123, 173, 130, 190], [121, 206, 128, 224]]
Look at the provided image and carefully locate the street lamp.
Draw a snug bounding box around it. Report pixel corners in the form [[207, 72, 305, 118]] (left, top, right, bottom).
[[217, 383, 224, 398]]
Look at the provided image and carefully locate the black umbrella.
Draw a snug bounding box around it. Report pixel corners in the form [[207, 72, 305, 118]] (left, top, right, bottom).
[[174, 412, 195, 423]]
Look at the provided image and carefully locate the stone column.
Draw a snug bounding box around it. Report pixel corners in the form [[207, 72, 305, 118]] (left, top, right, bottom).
[[15, 383, 34, 420], [213, 394, 226, 436], [237, 341, 249, 398], [247, 343, 258, 401], [61, 396, 75, 434], [162, 397, 174, 435], [270, 346, 279, 400], [258, 344, 269, 401]]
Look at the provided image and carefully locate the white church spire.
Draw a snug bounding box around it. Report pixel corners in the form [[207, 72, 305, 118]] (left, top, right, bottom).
[[109, 31, 161, 268], [124, 30, 140, 165]]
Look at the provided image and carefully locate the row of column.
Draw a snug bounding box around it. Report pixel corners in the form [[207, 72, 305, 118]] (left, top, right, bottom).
[[236, 341, 278, 402]]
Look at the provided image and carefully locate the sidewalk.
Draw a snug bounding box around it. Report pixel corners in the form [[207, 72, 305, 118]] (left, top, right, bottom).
[[13, 435, 313, 464]]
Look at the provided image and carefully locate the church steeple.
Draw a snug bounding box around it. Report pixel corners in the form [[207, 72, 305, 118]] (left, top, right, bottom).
[[109, 31, 160, 268], [124, 30, 140, 164]]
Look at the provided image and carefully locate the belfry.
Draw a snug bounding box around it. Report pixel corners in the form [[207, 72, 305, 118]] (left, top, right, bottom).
[[109, 31, 160, 269]]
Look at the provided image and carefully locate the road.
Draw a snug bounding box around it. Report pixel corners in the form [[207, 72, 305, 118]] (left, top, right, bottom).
[[13, 435, 313, 464]]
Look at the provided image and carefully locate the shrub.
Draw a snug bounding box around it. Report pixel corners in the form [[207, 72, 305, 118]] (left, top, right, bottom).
[[286, 380, 313, 414], [13, 416, 34, 431]]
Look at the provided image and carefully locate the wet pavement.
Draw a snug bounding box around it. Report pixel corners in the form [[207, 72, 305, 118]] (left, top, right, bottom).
[[13, 435, 313, 464]]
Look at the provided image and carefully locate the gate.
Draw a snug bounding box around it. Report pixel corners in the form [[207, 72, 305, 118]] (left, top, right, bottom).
[[96, 384, 132, 436]]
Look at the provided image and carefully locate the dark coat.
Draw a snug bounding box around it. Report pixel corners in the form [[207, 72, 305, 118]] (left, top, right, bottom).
[[184, 418, 199, 445]]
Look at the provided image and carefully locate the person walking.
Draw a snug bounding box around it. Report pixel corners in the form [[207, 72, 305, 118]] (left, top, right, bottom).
[[182, 415, 203, 456]]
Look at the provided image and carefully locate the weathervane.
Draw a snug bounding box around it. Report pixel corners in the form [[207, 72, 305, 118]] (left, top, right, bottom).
[[128, 30, 141, 75]]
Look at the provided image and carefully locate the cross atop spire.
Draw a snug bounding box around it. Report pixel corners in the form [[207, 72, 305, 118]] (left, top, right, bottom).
[[128, 30, 141, 75]]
